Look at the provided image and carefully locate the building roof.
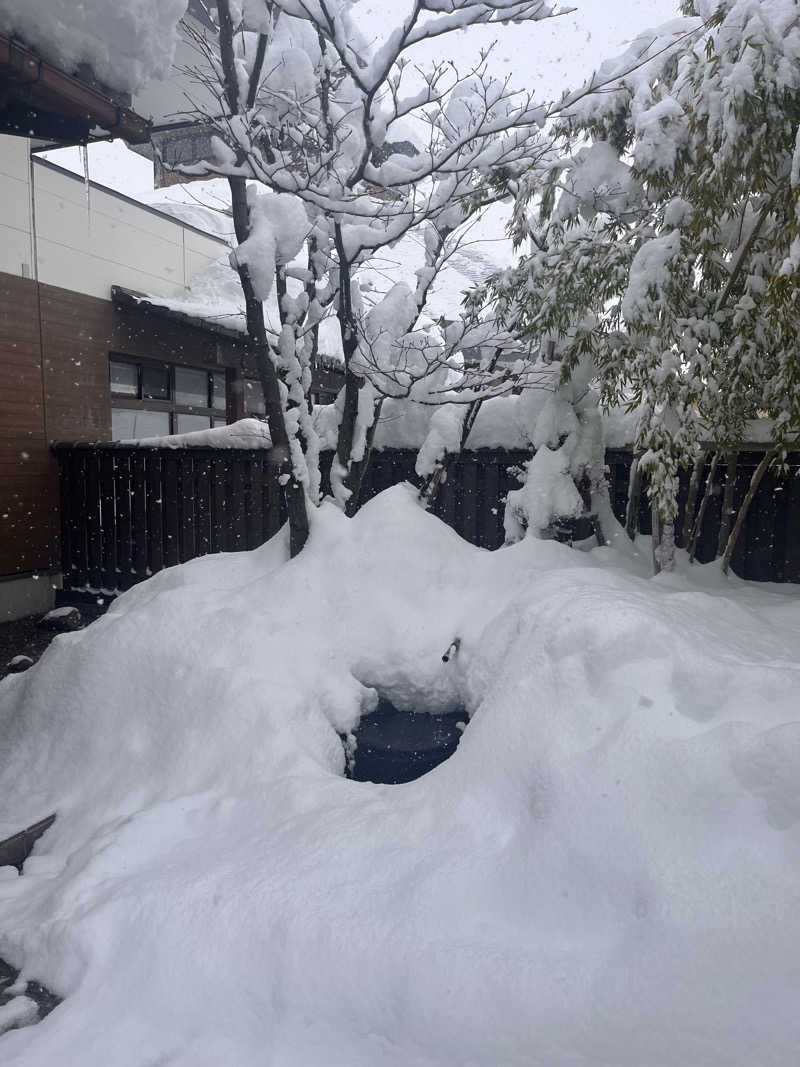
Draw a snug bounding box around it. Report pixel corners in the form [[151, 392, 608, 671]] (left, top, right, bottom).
[[0, 34, 149, 144], [111, 284, 246, 342]]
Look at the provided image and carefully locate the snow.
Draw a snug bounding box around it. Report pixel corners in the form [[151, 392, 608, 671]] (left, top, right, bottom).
[[622, 230, 683, 324], [0, 0, 188, 95], [39, 607, 75, 622], [119, 418, 272, 450], [318, 391, 643, 455], [505, 440, 585, 539], [1, 485, 800, 1064], [230, 189, 310, 302], [143, 185, 236, 243], [0, 998, 37, 1037]]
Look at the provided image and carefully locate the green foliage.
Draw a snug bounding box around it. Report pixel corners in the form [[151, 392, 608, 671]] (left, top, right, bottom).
[[488, 0, 800, 519]]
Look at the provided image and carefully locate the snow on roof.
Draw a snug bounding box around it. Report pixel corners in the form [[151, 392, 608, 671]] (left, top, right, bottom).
[[128, 255, 346, 363], [0, 0, 188, 95], [142, 182, 237, 243]]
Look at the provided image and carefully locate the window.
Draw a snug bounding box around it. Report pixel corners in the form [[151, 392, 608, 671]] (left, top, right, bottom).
[[311, 390, 338, 406], [243, 380, 338, 419], [110, 356, 228, 440], [174, 367, 209, 408], [111, 409, 170, 440], [244, 379, 266, 417]]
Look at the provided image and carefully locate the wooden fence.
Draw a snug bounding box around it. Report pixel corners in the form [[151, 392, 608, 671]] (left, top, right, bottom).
[[54, 444, 800, 591]]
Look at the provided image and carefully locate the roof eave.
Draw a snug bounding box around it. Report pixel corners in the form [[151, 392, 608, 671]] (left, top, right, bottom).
[[0, 34, 150, 145]]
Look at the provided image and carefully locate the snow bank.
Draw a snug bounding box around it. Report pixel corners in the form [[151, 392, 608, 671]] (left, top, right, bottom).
[[0, 0, 188, 95], [1, 487, 799, 1065]]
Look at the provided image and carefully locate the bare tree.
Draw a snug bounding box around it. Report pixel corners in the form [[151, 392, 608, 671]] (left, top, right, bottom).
[[172, 0, 563, 549]]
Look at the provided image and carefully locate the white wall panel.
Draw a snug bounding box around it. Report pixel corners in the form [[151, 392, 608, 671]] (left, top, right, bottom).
[[0, 136, 33, 276], [0, 135, 228, 301]]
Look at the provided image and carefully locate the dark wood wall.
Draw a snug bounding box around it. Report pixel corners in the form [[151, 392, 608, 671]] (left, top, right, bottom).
[[0, 272, 53, 574]]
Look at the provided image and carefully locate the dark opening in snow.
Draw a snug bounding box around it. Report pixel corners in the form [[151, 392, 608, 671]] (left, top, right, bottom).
[[0, 957, 61, 1035], [346, 698, 466, 784]]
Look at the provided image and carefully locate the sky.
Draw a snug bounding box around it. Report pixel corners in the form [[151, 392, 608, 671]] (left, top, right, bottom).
[[41, 0, 678, 265]]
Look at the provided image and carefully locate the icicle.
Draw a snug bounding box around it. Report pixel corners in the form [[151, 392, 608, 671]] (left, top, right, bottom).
[[80, 144, 91, 236]]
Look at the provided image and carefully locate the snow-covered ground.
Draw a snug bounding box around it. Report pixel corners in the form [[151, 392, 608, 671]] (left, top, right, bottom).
[[1, 486, 799, 1065]]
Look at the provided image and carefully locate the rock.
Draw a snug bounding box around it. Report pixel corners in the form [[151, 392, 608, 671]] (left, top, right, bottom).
[[6, 655, 33, 673], [37, 606, 82, 632]]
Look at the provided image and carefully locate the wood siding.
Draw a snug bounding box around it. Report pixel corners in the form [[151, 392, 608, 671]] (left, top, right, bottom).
[[0, 272, 53, 573]]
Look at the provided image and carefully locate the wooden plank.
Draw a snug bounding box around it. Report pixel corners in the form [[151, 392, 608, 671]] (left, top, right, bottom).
[[483, 455, 502, 549], [744, 465, 776, 581], [783, 468, 800, 583], [194, 455, 212, 557], [67, 450, 89, 589], [162, 453, 180, 567], [229, 456, 246, 551], [245, 454, 264, 549], [461, 456, 479, 546], [449, 458, 464, 536], [145, 452, 164, 575], [130, 451, 148, 582], [770, 468, 790, 583], [179, 452, 196, 563], [114, 452, 134, 590], [85, 450, 103, 590], [56, 450, 72, 587], [210, 455, 227, 553], [265, 456, 282, 539], [99, 450, 118, 591]]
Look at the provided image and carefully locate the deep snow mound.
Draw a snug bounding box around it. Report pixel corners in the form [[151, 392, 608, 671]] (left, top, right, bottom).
[[1, 485, 799, 1066]]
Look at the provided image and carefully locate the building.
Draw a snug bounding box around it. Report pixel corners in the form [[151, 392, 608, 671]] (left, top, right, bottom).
[[0, 135, 343, 621]]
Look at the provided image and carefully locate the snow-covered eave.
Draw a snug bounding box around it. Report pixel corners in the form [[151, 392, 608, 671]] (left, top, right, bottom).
[[111, 285, 248, 342], [0, 33, 150, 144]]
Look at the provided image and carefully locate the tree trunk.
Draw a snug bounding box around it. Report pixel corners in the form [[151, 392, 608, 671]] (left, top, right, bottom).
[[650, 507, 662, 573], [342, 395, 384, 518], [419, 350, 503, 510], [331, 227, 379, 515], [721, 451, 773, 575], [217, 0, 308, 556], [227, 176, 309, 556], [688, 451, 719, 562], [681, 449, 706, 549], [650, 509, 676, 574], [418, 403, 476, 510], [715, 451, 738, 558], [625, 453, 643, 541], [658, 519, 676, 572]]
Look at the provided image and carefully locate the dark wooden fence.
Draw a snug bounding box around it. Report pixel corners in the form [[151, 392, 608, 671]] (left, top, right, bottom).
[[54, 444, 800, 592], [55, 446, 286, 593]]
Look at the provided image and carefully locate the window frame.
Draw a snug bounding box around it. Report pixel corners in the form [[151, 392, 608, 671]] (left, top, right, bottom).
[[109, 354, 228, 437]]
